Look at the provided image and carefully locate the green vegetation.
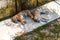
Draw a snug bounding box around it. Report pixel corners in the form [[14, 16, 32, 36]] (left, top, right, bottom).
[[0, 0, 54, 20], [0, 0, 15, 19]]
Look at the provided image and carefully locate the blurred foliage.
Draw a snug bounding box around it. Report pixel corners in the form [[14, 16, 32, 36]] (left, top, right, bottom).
[[0, 0, 54, 20], [0, 0, 16, 19]]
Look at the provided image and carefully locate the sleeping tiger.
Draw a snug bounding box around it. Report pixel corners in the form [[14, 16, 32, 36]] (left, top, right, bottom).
[[11, 9, 40, 25]]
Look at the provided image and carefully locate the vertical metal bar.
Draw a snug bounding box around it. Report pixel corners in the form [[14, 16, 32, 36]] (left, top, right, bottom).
[[37, 0, 38, 6], [15, 0, 17, 14]]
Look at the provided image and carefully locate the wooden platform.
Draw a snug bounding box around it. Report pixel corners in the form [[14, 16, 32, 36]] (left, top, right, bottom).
[[0, 1, 60, 40], [55, 0, 60, 5]]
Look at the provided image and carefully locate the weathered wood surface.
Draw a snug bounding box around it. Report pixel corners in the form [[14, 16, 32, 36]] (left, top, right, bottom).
[[0, 1, 60, 40], [55, 0, 60, 5]]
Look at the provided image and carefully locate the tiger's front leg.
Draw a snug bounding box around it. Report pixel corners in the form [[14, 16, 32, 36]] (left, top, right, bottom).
[[24, 10, 33, 19], [32, 9, 40, 23], [11, 15, 18, 23], [17, 14, 26, 25], [11, 13, 26, 25]]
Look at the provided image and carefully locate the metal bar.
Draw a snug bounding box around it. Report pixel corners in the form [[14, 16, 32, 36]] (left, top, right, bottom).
[[15, 0, 17, 14]]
